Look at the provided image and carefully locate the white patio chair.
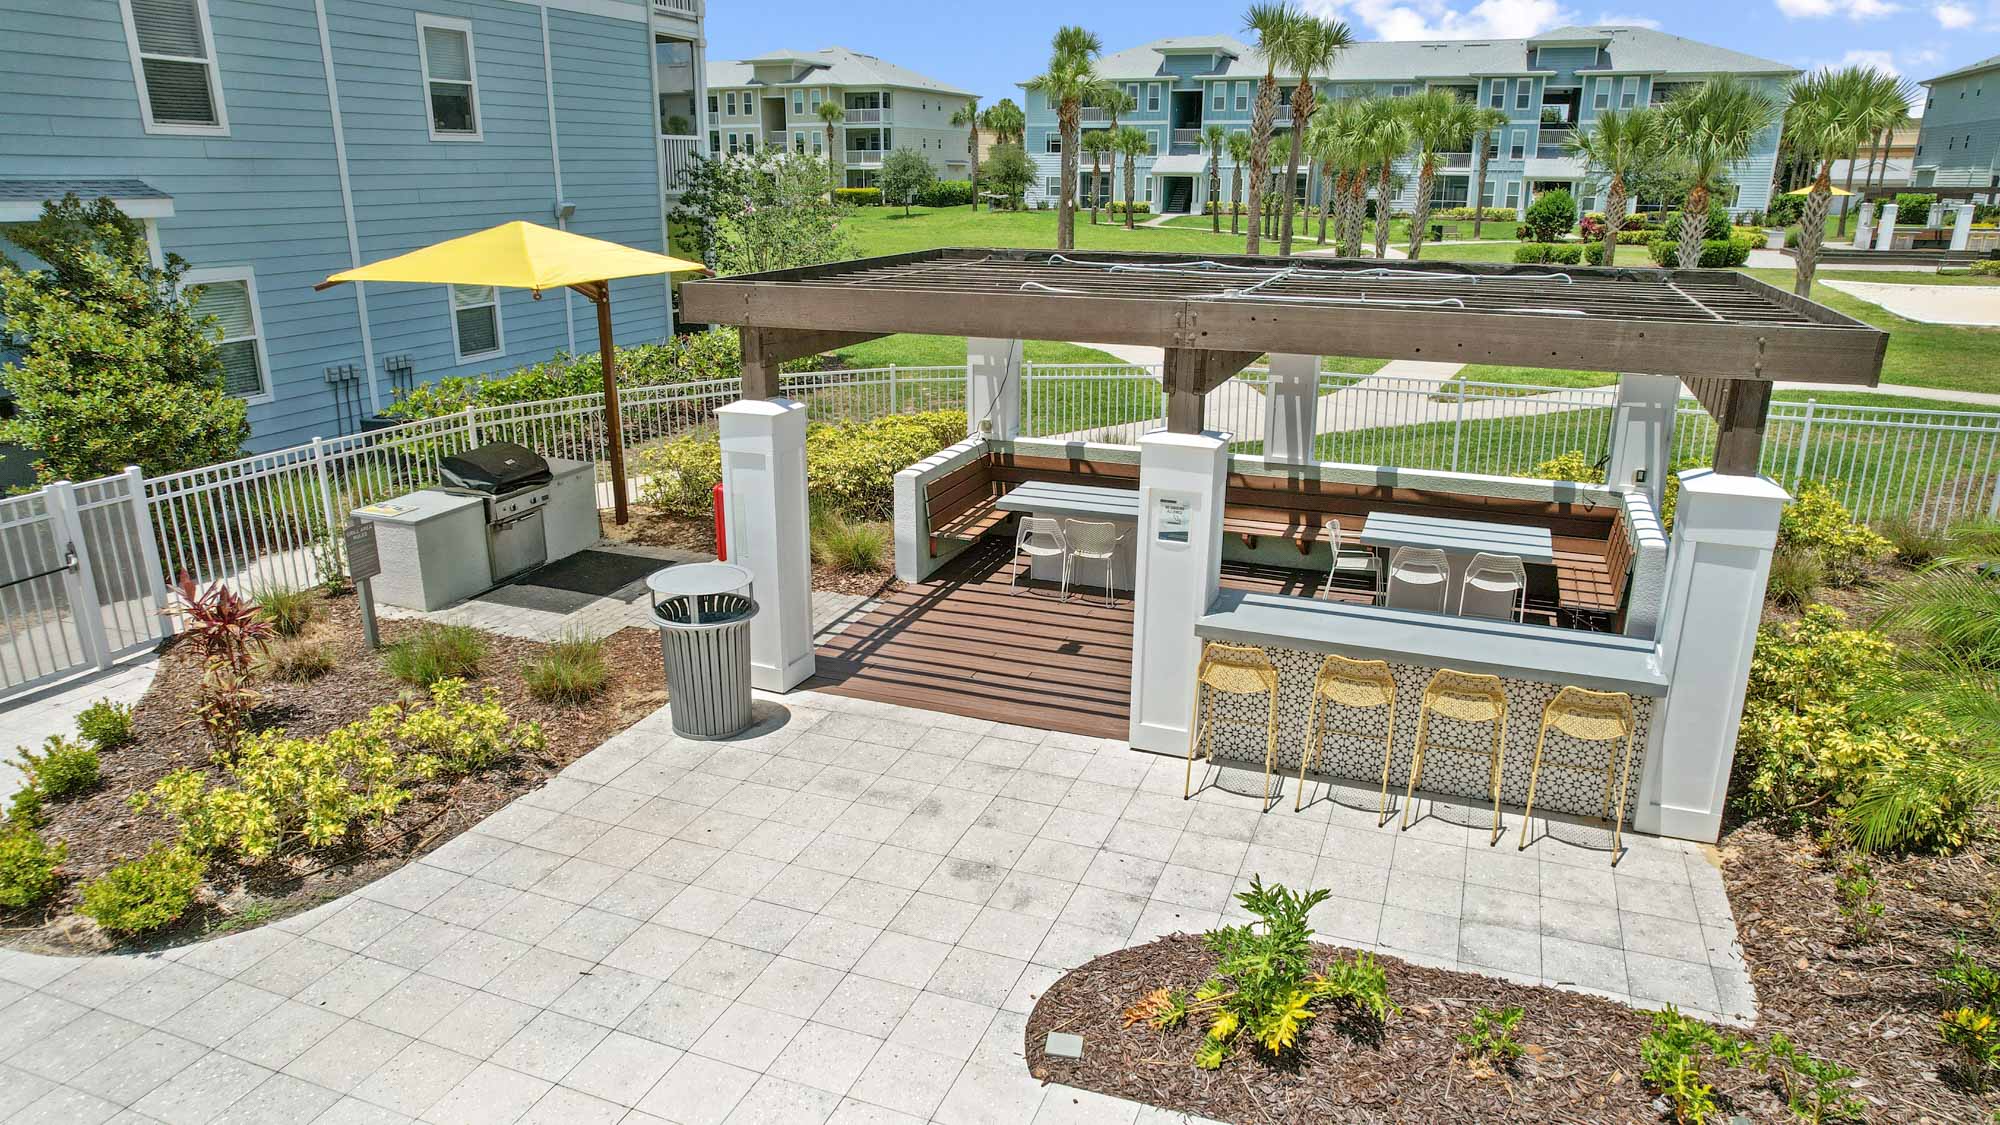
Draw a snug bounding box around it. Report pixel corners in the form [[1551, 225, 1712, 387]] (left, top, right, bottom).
[[1064, 519, 1128, 606], [1384, 547, 1450, 614], [1321, 518, 1383, 603], [1011, 517, 1069, 599], [1458, 551, 1527, 622]]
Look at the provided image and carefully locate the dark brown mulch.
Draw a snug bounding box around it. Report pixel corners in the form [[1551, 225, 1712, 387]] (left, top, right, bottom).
[[602, 505, 896, 599], [1, 591, 666, 955]]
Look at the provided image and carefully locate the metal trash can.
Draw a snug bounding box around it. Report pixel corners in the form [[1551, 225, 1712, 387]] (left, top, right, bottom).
[[649, 562, 758, 740]]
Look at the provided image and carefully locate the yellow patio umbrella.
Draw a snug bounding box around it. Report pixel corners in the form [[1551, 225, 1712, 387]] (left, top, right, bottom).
[[1784, 185, 1853, 196], [316, 221, 707, 524]]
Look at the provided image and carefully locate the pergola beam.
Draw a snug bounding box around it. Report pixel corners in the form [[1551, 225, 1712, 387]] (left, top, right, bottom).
[[739, 327, 890, 399], [1162, 347, 1262, 434]]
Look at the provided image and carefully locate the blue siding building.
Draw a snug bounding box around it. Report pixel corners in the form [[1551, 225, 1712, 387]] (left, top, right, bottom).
[[0, 0, 708, 453], [1914, 54, 2000, 191]]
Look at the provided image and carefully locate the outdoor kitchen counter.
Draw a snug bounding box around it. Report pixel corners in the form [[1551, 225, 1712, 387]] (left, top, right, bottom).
[[1195, 588, 1667, 697]]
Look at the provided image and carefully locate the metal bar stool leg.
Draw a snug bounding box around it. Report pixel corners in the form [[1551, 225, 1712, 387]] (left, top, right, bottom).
[[1183, 685, 1206, 800], [1375, 707, 1397, 827], [1518, 719, 1554, 851], [1486, 706, 1507, 847], [1401, 708, 1430, 831], [1261, 688, 1281, 813], [1609, 728, 1637, 863], [1298, 692, 1325, 814]]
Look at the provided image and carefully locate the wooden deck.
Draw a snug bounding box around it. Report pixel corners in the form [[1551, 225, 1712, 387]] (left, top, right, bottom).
[[806, 540, 1346, 738]]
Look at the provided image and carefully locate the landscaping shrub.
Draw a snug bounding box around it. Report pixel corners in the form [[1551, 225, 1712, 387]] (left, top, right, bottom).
[[1519, 189, 1575, 243], [1893, 193, 1936, 227], [811, 509, 890, 572], [384, 623, 486, 686], [1530, 451, 1602, 483], [262, 637, 335, 683], [1103, 201, 1152, 216], [0, 826, 64, 908], [1664, 201, 1733, 244], [833, 187, 882, 206], [635, 431, 724, 518], [1877, 513, 1946, 566], [15, 736, 100, 799], [1434, 206, 1515, 221], [1583, 241, 1607, 265], [1647, 236, 1755, 268], [523, 632, 611, 705], [1458, 1005, 1525, 1071], [1785, 227, 1803, 249], [915, 180, 974, 208], [172, 575, 273, 674], [1514, 243, 1581, 264], [1764, 193, 1806, 227], [254, 585, 314, 639], [1969, 259, 2000, 277], [1765, 547, 1825, 609], [393, 678, 543, 773], [1639, 1006, 1759, 1123], [75, 699, 135, 751], [79, 844, 205, 935], [1778, 483, 1888, 586], [7, 784, 44, 830], [1940, 948, 2000, 1092], [805, 411, 966, 519]]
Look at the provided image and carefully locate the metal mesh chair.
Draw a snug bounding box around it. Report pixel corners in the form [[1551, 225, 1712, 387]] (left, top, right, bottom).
[[1011, 517, 1068, 599], [1064, 519, 1128, 607], [1183, 641, 1283, 811], [1385, 546, 1450, 614], [1322, 518, 1384, 603], [1458, 552, 1527, 622], [1296, 654, 1398, 820], [1519, 686, 1638, 863], [1403, 668, 1509, 845]]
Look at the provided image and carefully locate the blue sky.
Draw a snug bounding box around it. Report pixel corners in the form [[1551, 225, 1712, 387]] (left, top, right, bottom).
[[706, 0, 2000, 112]]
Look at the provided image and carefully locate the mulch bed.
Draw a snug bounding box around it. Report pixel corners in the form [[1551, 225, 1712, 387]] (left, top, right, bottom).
[[1, 591, 666, 956], [1029, 822, 2000, 1123], [603, 505, 897, 599]]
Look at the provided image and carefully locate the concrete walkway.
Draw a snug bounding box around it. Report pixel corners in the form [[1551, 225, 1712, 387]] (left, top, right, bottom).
[[1822, 279, 2000, 327], [1, 654, 159, 809]]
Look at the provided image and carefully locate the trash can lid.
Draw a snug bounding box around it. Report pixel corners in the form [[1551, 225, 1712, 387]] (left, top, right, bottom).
[[646, 562, 752, 601]]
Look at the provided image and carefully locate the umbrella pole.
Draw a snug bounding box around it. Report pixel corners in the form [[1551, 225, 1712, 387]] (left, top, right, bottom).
[[593, 280, 629, 525]]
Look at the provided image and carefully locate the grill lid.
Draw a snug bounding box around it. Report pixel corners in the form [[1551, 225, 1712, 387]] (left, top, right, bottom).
[[440, 442, 552, 494]]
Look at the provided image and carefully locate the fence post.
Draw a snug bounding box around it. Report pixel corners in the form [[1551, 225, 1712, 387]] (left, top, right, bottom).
[[311, 436, 342, 586], [46, 480, 112, 672], [1022, 363, 1034, 435], [124, 466, 172, 640], [1449, 376, 1469, 472], [1789, 399, 1816, 486], [463, 406, 480, 448], [888, 364, 898, 416]]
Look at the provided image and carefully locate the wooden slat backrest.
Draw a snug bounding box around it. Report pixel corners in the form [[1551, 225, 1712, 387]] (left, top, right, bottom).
[[924, 457, 995, 526], [1603, 506, 1634, 609]]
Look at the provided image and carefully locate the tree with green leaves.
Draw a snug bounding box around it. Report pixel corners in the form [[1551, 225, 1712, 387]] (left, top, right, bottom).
[[816, 100, 846, 204], [951, 98, 981, 210], [1467, 105, 1509, 239], [0, 196, 250, 483], [1081, 130, 1114, 224], [669, 149, 852, 275], [1354, 97, 1410, 258], [1661, 76, 1781, 269], [1226, 130, 1253, 236], [1241, 1, 1301, 254], [980, 98, 1025, 147], [1565, 107, 1666, 266], [1402, 90, 1477, 259], [1026, 26, 1103, 251], [878, 148, 936, 216], [1097, 87, 1137, 220], [1274, 15, 1352, 254], [1304, 104, 1347, 245], [1204, 123, 1228, 232], [1782, 65, 1912, 296], [982, 142, 1035, 210], [1115, 126, 1149, 230]]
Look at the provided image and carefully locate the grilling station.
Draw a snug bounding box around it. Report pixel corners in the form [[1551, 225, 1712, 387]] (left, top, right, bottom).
[[682, 248, 1888, 849]]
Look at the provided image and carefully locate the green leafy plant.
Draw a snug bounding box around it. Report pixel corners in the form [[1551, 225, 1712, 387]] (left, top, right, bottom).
[[877, 147, 938, 216], [1942, 1006, 2000, 1093], [1640, 1006, 1759, 1124], [75, 699, 135, 751], [1779, 483, 1889, 586], [523, 632, 611, 705], [1833, 852, 1884, 943], [1767, 547, 1826, 609], [668, 149, 853, 275], [261, 636, 336, 683], [1877, 513, 1947, 566], [0, 826, 65, 908], [384, 624, 486, 686], [78, 844, 205, 936], [810, 509, 890, 573], [170, 575, 274, 674], [254, 585, 315, 639], [7, 783, 46, 830], [1520, 188, 1576, 242], [15, 736, 100, 799], [1457, 1004, 1525, 1070], [195, 664, 262, 755], [1513, 242, 1583, 264], [1765, 1032, 1865, 1122]]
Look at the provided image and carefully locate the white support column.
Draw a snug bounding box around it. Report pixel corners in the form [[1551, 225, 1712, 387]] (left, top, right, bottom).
[[1873, 203, 1898, 250], [1850, 201, 1874, 250], [718, 398, 815, 693], [1951, 201, 1976, 251], [1603, 373, 1680, 512], [1128, 430, 1230, 754], [966, 337, 1023, 439], [1261, 353, 1319, 464], [1635, 470, 1789, 841]]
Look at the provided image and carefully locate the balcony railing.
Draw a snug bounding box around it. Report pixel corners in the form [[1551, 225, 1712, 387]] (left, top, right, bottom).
[[1172, 128, 1203, 148], [661, 135, 700, 195], [652, 0, 701, 19], [1439, 151, 1473, 170], [1079, 107, 1108, 124], [844, 108, 884, 124], [844, 149, 884, 165]]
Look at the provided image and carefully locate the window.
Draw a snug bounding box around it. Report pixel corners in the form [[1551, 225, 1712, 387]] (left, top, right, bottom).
[[794, 131, 805, 153], [810, 89, 822, 110], [1509, 131, 1525, 159], [725, 91, 736, 115], [1515, 79, 1531, 110], [1125, 82, 1139, 103], [708, 130, 719, 153], [120, 0, 227, 133], [1487, 80, 1504, 109], [792, 90, 803, 114], [182, 269, 268, 400], [1390, 84, 1411, 98], [416, 15, 479, 140], [1235, 82, 1249, 111], [708, 93, 718, 114], [1593, 79, 1609, 110], [811, 132, 822, 154], [882, 92, 891, 109], [1480, 179, 1496, 207], [726, 132, 738, 154], [1046, 177, 1062, 197], [1147, 84, 1160, 112], [1619, 77, 1638, 108], [1147, 129, 1159, 153], [1213, 84, 1225, 111], [1504, 180, 1521, 208], [449, 284, 502, 360], [1046, 132, 1061, 153]]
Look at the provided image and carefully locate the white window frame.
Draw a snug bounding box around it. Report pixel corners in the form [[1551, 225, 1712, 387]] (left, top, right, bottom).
[[792, 90, 803, 115], [118, 0, 229, 136], [1487, 80, 1504, 109], [1147, 84, 1161, 112], [1509, 131, 1526, 160], [1235, 82, 1249, 111], [725, 91, 737, 115], [446, 283, 504, 362], [811, 131, 822, 154], [1504, 180, 1521, 208], [1593, 79, 1610, 110], [1045, 176, 1062, 197], [1390, 84, 1412, 98], [1515, 79, 1532, 110], [180, 266, 272, 405], [1147, 128, 1159, 154], [810, 89, 822, 111], [415, 13, 481, 142], [1619, 77, 1639, 109], [1212, 83, 1225, 111]]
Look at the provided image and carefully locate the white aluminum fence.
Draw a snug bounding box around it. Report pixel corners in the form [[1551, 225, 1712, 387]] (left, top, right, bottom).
[[5, 359, 1996, 701]]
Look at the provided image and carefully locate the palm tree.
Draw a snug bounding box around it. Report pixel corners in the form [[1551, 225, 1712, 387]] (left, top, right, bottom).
[[1226, 130, 1253, 236], [1788, 66, 1911, 288], [816, 100, 845, 204], [1080, 129, 1114, 225], [1115, 126, 1148, 230], [980, 98, 1025, 147], [1661, 77, 1781, 269], [1026, 26, 1103, 251], [1304, 104, 1349, 245], [1316, 99, 1367, 256], [1204, 123, 1227, 232], [1565, 107, 1665, 267], [1274, 15, 1353, 254], [1241, 1, 1301, 254], [1402, 90, 1477, 259], [1354, 97, 1409, 259], [1467, 106, 1508, 239], [951, 99, 981, 210]]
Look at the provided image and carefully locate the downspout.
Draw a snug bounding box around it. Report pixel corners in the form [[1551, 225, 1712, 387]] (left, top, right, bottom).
[[312, 0, 379, 415], [540, 4, 576, 355]]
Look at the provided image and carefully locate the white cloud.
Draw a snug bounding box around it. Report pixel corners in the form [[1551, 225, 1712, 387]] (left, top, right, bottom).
[[1774, 0, 1901, 18], [1934, 1, 1977, 24], [1305, 0, 1574, 40], [1594, 11, 1663, 25], [1834, 48, 1902, 74]]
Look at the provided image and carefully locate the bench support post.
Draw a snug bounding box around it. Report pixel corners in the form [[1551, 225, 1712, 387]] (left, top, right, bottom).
[[1605, 373, 1679, 512], [1262, 354, 1319, 464], [1637, 469, 1787, 841], [1951, 201, 1975, 252], [1872, 203, 1898, 251], [1129, 430, 1230, 754], [967, 338, 1023, 439], [1850, 201, 1873, 250], [718, 398, 815, 692]]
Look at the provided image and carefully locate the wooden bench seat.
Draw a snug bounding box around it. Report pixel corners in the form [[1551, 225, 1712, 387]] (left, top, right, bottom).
[[924, 456, 1007, 557]]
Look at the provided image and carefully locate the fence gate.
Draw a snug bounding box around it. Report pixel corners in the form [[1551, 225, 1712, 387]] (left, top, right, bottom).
[[0, 469, 168, 701]]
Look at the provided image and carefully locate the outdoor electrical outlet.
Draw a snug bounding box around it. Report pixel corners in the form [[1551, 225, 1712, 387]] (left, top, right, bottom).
[[979, 418, 994, 434], [1635, 468, 1648, 483]]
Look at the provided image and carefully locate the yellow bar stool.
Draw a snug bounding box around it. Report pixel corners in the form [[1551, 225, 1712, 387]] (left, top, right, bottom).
[[1403, 668, 1509, 846], [1519, 686, 1639, 864], [1184, 641, 1283, 811], [1294, 654, 1398, 821]]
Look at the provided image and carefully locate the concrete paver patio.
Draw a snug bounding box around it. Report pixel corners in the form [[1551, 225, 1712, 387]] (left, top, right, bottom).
[[0, 689, 1749, 1125]]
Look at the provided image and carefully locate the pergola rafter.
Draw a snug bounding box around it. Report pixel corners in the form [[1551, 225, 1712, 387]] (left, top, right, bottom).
[[683, 248, 1888, 473]]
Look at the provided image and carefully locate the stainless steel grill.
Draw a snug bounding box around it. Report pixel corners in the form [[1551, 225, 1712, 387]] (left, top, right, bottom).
[[436, 442, 554, 581]]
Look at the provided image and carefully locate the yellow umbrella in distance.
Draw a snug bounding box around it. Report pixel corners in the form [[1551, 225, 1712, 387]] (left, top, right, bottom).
[[316, 221, 707, 524], [1783, 185, 1853, 196]]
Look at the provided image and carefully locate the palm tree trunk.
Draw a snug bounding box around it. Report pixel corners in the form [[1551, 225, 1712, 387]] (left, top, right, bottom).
[[1279, 110, 1307, 254], [1230, 167, 1242, 236], [1373, 166, 1392, 259], [1246, 76, 1277, 254], [1835, 144, 1860, 238], [826, 125, 838, 204], [1057, 104, 1079, 250], [1602, 175, 1625, 268], [1088, 155, 1101, 225], [1124, 153, 1137, 231], [1677, 184, 1709, 269], [1794, 163, 1834, 298], [1408, 160, 1435, 260], [1210, 157, 1221, 232], [969, 126, 980, 210], [1318, 169, 1333, 244], [1472, 137, 1489, 239], [1341, 173, 1363, 256]]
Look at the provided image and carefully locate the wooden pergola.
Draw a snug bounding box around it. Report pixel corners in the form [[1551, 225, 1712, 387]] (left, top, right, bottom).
[[680, 249, 1888, 473]]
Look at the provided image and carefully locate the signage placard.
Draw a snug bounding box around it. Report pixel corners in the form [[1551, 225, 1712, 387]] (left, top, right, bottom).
[[1156, 495, 1190, 543], [343, 521, 382, 581]]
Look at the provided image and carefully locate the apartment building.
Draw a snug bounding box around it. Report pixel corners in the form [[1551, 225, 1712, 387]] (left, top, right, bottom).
[[0, 0, 706, 453], [1914, 53, 2000, 191], [706, 47, 975, 187], [1020, 27, 1794, 219]]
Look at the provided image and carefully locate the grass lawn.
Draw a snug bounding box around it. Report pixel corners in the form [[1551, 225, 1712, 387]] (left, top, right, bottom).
[[829, 334, 1122, 369], [1741, 268, 2000, 394], [843, 205, 1255, 257]]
